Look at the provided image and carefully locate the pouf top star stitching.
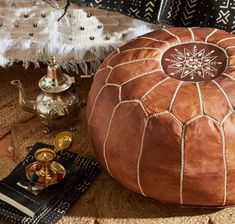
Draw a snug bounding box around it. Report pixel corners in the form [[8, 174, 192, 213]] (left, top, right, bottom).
[[87, 27, 235, 207], [162, 42, 228, 82]]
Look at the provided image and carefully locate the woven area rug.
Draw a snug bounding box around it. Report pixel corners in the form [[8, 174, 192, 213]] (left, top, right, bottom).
[[1, 67, 235, 224], [0, 64, 46, 138]]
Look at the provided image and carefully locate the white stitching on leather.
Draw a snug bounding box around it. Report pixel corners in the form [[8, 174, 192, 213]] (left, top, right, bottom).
[[103, 100, 147, 177], [95, 67, 106, 75], [220, 125, 227, 206], [139, 36, 171, 47], [106, 58, 159, 84], [186, 115, 203, 125], [150, 111, 183, 126], [103, 104, 119, 175], [161, 41, 228, 57], [186, 114, 220, 126], [223, 73, 235, 81], [105, 67, 113, 83], [169, 81, 183, 112], [106, 48, 162, 66], [106, 50, 119, 65], [138, 101, 149, 117], [113, 58, 159, 69], [196, 82, 204, 115], [119, 47, 163, 52], [119, 86, 122, 102], [88, 83, 120, 135], [148, 111, 169, 119], [155, 111, 170, 117], [159, 51, 164, 71], [94, 67, 109, 81], [97, 53, 116, 70], [225, 46, 235, 51], [205, 29, 218, 43], [121, 69, 162, 86], [140, 77, 170, 101], [169, 113, 183, 126], [137, 118, 148, 196], [221, 111, 233, 125], [212, 80, 234, 111], [217, 37, 235, 45], [204, 115, 220, 125], [162, 28, 181, 42], [182, 114, 220, 204], [180, 125, 186, 204], [188, 28, 195, 42]]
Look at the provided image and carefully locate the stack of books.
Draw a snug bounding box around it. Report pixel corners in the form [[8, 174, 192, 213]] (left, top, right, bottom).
[[0, 142, 99, 224]]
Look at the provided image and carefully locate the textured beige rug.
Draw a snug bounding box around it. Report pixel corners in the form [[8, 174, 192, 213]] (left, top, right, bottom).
[[0, 67, 235, 224], [0, 64, 44, 138]]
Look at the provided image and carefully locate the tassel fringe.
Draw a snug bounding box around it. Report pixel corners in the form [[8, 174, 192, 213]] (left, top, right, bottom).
[[0, 4, 156, 76]]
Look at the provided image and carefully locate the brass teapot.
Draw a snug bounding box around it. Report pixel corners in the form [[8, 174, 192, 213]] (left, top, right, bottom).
[[11, 57, 82, 133]]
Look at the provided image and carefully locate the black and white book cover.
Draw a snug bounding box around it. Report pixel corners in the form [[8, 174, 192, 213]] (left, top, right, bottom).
[[0, 142, 99, 224]]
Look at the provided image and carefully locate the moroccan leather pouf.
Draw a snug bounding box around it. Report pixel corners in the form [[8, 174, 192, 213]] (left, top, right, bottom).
[[87, 27, 235, 207]]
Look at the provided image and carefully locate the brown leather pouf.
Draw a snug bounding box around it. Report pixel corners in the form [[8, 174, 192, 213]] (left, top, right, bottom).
[[87, 27, 235, 207]]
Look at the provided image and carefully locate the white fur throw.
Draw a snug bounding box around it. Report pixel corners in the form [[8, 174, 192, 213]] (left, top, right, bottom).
[[0, 0, 158, 75]]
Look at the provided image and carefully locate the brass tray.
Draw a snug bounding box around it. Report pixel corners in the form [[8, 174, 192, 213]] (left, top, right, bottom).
[[25, 161, 66, 186]]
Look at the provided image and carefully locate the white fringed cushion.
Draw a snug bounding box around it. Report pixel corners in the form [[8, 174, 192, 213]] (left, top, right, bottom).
[[0, 0, 156, 73]]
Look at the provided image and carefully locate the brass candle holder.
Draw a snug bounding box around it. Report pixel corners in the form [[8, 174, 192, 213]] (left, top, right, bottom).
[[25, 148, 66, 187]]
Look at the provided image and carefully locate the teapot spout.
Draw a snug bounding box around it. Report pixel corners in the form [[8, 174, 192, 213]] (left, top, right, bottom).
[[11, 80, 36, 114]]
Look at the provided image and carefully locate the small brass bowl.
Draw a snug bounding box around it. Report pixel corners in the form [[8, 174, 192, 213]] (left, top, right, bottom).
[[54, 131, 73, 151], [25, 161, 66, 187], [34, 148, 56, 162]]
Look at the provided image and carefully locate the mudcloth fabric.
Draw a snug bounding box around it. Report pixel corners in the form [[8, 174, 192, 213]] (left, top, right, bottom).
[[0, 142, 100, 224], [73, 0, 235, 33]]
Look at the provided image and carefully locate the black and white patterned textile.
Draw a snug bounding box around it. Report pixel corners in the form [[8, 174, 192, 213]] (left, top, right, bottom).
[[161, 0, 235, 32], [0, 142, 100, 224], [73, 0, 235, 33], [73, 0, 162, 24]]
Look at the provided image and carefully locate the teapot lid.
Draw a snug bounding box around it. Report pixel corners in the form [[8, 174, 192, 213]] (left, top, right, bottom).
[[39, 57, 74, 93]]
